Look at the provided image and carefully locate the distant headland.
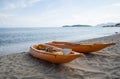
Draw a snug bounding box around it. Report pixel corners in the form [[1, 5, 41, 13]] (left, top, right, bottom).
[[62, 24, 92, 27]]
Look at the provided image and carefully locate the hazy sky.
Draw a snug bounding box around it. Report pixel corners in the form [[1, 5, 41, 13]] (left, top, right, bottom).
[[0, 0, 120, 27]]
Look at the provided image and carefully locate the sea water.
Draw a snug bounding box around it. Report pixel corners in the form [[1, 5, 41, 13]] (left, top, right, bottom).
[[0, 27, 120, 55]]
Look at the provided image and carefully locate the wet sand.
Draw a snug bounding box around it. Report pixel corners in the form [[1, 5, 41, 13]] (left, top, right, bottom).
[[0, 34, 120, 79]]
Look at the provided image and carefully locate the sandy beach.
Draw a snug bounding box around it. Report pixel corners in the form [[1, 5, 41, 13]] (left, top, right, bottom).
[[0, 34, 120, 79]]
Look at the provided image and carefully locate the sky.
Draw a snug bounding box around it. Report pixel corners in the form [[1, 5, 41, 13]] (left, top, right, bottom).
[[0, 0, 120, 27]]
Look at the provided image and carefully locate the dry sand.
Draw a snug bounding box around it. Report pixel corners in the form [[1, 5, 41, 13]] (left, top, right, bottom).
[[0, 34, 120, 79]]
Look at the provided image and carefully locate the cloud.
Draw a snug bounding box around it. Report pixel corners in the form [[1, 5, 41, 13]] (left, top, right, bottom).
[[0, 13, 15, 26], [1, 0, 120, 27], [0, 13, 14, 17], [2, 0, 42, 10], [112, 3, 120, 7]]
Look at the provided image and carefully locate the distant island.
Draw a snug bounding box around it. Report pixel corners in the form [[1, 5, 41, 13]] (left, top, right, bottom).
[[102, 23, 120, 27], [63, 24, 92, 27]]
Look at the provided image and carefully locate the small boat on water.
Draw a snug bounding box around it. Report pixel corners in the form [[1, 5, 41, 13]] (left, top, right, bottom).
[[30, 44, 84, 64], [46, 41, 116, 53]]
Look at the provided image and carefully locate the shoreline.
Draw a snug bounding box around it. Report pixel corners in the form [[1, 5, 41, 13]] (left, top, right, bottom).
[[1, 26, 120, 56], [0, 34, 120, 79], [0, 33, 117, 56]]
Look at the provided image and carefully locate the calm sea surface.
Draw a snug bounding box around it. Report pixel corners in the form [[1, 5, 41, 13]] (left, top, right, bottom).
[[0, 27, 120, 55]]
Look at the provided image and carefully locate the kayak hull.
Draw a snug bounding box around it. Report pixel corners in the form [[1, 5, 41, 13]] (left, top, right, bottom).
[[29, 44, 84, 64], [47, 41, 115, 53]]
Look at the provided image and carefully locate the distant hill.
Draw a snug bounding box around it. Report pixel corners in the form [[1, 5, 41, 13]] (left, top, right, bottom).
[[96, 22, 116, 27], [115, 23, 120, 27], [63, 24, 92, 27], [95, 22, 120, 27], [102, 23, 120, 27]]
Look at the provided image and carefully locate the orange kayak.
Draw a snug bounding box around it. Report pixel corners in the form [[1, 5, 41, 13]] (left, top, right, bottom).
[[29, 44, 84, 64], [47, 41, 116, 53]]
